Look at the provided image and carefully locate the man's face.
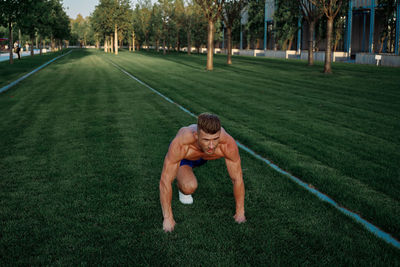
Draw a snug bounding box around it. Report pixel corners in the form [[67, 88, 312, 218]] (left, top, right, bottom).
[[196, 129, 221, 155]]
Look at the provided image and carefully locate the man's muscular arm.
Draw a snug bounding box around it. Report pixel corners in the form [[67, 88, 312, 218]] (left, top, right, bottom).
[[159, 132, 186, 232], [224, 137, 246, 223]]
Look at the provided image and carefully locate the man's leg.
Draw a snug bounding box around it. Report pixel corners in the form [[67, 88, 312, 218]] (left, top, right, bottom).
[[177, 165, 198, 204]]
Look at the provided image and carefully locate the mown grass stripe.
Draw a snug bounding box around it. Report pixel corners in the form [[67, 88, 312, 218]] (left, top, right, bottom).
[[109, 60, 197, 118], [0, 50, 73, 94], [109, 58, 400, 250], [235, 141, 400, 249]]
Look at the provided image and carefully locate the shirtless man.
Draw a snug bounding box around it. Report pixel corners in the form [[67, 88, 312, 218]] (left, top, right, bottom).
[[159, 113, 246, 232]]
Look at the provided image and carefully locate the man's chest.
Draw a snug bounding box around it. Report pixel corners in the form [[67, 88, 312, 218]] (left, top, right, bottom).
[[184, 146, 224, 161]]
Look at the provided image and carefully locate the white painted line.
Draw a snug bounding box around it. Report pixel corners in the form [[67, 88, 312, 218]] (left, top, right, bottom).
[[0, 50, 73, 94], [109, 59, 400, 249]]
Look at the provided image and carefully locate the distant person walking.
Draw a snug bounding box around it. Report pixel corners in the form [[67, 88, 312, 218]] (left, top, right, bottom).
[[14, 42, 21, 60]]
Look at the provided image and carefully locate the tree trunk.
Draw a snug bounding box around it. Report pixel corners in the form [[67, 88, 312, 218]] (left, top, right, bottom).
[[114, 24, 118, 55], [110, 35, 114, 53], [9, 22, 13, 64], [132, 33, 135, 51], [156, 40, 159, 52], [177, 35, 180, 52], [378, 34, 386, 53], [206, 19, 215, 71], [187, 30, 191, 55], [324, 18, 333, 74], [282, 39, 288, 50], [227, 26, 232, 65], [288, 36, 293, 50], [334, 30, 340, 52], [308, 20, 315, 66], [163, 38, 166, 55], [104, 36, 108, 52], [31, 37, 35, 56], [40, 38, 43, 55]]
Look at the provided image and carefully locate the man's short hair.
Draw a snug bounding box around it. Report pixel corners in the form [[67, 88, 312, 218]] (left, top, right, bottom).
[[197, 113, 221, 134]]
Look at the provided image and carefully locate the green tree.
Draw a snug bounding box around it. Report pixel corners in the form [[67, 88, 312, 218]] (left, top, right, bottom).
[[312, 0, 343, 73], [18, 0, 46, 56], [92, 0, 131, 54], [332, 6, 347, 52], [133, 0, 153, 50], [158, 0, 176, 54], [125, 8, 135, 51], [246, 0, 264, 49], [222, 0, 246, 64], [195, 0, 225, 70], [191, 3, 208, 53], [173, 0, 185, 51], [377, 0, 397, 53], [150, 3, 163, 52], [36, 2, 53, 54], [92, 0, 113, 52], [181, 0, 200, 55], [70, 14, 93, 47], [0, 0, 24, 64], [112, 0, 131, 55], [300, 0, 323, 65], [49, 0, 71, 50], [274, 0, 300, 50]]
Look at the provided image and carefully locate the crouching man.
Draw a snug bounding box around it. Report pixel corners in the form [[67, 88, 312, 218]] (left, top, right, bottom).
[[159, 113, 246, 232]]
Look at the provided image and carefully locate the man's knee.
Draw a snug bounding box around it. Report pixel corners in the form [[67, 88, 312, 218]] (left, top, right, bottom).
[[179, 180, 198, 195]]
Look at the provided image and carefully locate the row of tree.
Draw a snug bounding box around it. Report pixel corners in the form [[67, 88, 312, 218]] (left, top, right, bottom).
[[0, 0, 70, 64], [88, 0, 267, 70], [2, 0, 397, 73], [90, 0, 346, 72]]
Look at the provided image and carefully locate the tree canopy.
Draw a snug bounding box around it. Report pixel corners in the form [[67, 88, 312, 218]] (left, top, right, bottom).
[[0, 0, 70, 63]]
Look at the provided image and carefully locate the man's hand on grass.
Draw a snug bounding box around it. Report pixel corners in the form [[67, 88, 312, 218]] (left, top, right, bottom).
[[234, 213, 246, 224], [163, 217, 176, 232]]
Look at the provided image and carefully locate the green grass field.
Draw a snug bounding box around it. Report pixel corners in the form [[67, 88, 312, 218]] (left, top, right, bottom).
[[0, 49, 399, 265], [0, 50, 69, 88]]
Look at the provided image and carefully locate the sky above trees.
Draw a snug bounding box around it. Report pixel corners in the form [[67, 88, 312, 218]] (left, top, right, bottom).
[[63, 0, 145, 19], [63, 0, 99, 18]]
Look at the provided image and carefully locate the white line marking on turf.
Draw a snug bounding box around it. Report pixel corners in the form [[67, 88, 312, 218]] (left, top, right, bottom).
[[0, 50, 73, 94], [109, 60, 400, 249]]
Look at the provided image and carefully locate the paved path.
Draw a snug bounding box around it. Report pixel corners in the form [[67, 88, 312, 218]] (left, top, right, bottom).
[[0, 49, 46, 62]]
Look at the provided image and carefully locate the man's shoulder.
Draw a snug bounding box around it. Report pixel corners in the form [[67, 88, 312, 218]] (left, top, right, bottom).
[[220, 129, 239, 158], [220, 127, 235, 145], [174, 125, 196, 145]]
